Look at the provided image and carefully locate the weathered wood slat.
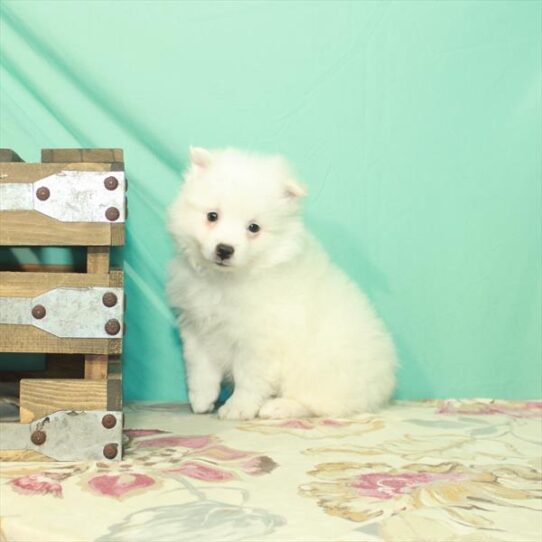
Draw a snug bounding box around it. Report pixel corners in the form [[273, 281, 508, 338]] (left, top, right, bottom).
[[0, 162, 118, 182], [0, 149, 24, 163], [0, 270, 123, 354], [41, 148, 123, 165], [19, 378, 108, 422], [0, 448, 52, 461], [85, 247, 111, 379], [0, 211, 117, 246], [0, 162, 125, 246], [0, 326, 121, 354], [0, 270, 121, 296], [107, 378, 123, 411]]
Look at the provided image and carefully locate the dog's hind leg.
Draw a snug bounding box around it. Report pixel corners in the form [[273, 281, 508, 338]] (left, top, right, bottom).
[[258, 397, 311, 419]]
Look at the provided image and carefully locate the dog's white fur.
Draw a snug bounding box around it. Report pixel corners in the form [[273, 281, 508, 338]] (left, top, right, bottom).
[[168, 147, 396, 420]]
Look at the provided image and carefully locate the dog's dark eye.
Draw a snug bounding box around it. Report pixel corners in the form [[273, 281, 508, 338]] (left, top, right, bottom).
[[248, 223, 260, 233], [207, 211, 219, 222]]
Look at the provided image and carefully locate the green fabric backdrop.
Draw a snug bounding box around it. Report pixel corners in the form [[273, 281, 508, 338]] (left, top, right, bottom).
[[1, 1, 540, 400]]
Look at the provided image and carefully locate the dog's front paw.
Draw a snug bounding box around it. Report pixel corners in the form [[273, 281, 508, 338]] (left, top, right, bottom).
[[189, 391, 217, 414], [259, 397, 310, 419], [218, 397, 260, 420]]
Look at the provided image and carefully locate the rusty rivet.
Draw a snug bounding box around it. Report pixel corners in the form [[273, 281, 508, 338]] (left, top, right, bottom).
[[31, 430, 46, 446], [31, 304, 46, 319], [102, 292, 118, 307], [103, 443, 118, 459], [105, 319, 121, 335], [36, 186, 50, 201], [102, 414, 117, 429], [104, 176, 119, 190], [105, 207, 120, 221]]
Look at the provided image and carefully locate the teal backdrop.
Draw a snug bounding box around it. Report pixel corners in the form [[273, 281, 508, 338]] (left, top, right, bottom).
[[1, 1, 540, 400]]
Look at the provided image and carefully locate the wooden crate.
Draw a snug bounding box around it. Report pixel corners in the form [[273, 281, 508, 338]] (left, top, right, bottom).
[[0, 148, 126, 461]]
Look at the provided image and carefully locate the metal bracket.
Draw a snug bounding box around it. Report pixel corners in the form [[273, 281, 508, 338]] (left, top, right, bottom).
[[0, 170, 126, 223], [0, 287, 124, 338], [0, 410, 123, 461]]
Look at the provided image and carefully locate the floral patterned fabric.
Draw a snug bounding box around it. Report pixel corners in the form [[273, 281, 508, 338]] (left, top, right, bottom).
[[1, 399, 541, 541]]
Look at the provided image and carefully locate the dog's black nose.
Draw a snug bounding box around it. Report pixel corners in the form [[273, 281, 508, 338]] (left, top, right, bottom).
[[216, 243, 235, 260]]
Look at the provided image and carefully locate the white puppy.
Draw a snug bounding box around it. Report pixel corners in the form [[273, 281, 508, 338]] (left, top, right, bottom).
[[168, 147, 397, 420]]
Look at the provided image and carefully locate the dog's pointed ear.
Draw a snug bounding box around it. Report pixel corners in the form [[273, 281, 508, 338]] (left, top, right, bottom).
[[284, 177, 308, 199], [274, 155, 307, 199], [189, 146, 213, 170]]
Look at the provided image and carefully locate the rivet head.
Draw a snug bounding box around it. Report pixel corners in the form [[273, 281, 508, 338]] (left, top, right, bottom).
[[105, 319, 121, 335], [104, 176, 119, 190], [102, 414, 117, 429], [103, 443, 118, 459], [105, 207, 120, 221], [102, 292, 118, 307], [31, 304, 46, 319], [36, 186, 50, 201], [31, 430, 46, 446]]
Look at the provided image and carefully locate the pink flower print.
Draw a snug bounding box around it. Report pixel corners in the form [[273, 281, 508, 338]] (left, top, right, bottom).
[[495, 401, 542, 417], [193, 445, 251, 461], [241, 456, 278, 476], [321, 419, 348, 427], [351, 471, 469, 500], [437, 400, 542, 418], [87, 473, 156, 499], [169, 461, 236, 482], [10, 474, 62, 497], [279, 420, 312, 429], [137, 435, 212, 449], [525, 401, 542, 412], [124, 429, 168, 438]]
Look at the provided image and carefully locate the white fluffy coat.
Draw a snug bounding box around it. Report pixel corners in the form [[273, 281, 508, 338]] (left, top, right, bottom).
[[168, 148, 396, 420]]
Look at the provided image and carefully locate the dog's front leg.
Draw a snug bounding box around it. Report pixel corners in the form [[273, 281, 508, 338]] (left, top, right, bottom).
[[218, 360, 273, 421], [182, 330, 222, 414]]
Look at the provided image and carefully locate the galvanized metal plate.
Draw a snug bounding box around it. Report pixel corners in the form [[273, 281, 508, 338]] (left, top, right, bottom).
[[0, 170, 126, 223], [0, 287, 124, 338], [0, 410, 123, 461]]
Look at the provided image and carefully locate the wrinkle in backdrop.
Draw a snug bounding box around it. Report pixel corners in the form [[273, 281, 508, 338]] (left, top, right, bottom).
[[0, 0, 540, 400]]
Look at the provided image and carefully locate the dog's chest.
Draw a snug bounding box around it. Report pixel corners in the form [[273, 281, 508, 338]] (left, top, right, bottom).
[[181, 275, 254, 333]]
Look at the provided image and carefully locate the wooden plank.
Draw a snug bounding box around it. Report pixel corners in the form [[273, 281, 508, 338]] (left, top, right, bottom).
[[85, 247, 111, 379], [0, 211, 113, 246], [0, 162, 119, 182], [0, 270, 123, 355], [109, 269, 124, 288], [87, 246, 110, 273], [0, 149, 24, 162], [19, 379, 107, 423], [41, 148, 82, 163], [107, 378, 122, 411], [108, 357, 122, 379], [0, 326, 121, 354], [41, 148, 123, 164], [0, 162, 125, 246], [84, 355, 108, 379], [0, 447, 52, 461], [110, 223, 126, 245], [0, 270, 113, 297]]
